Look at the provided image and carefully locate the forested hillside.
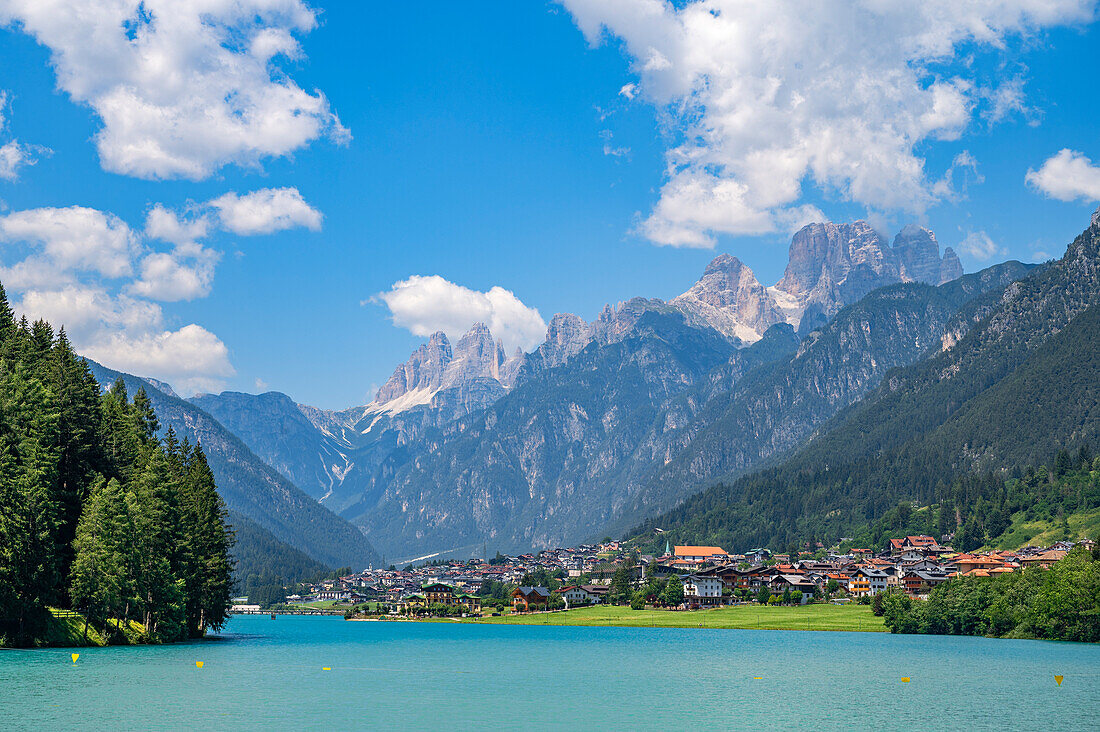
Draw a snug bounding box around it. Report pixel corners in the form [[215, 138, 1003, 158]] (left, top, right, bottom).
[[86, 361, 378, 573], [631, 214, 1100, 553], [0, 287, 233, 647]]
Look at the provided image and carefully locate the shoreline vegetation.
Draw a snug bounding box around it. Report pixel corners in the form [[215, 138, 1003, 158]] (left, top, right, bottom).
[[0, 292, 234, 649]]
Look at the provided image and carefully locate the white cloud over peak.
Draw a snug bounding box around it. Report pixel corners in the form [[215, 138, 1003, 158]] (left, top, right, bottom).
[[1026, 149, 1100, 202], [561, 0, 1097, 247], [0, 0, 347, 180], [375, 275, 547, 353], [959, 230, 1007, 262], [209, 187, 322, 235], [15, 283, 234, 395], [83, 324, 235, 396]]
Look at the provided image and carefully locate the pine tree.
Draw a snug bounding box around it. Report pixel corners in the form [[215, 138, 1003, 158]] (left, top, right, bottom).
[[0, 360, 62, 644], [180, 445, 234, 635], [71, 477, 134, 642]]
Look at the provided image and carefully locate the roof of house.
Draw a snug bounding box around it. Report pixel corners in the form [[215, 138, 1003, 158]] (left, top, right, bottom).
[[674, 545, 728, 557], [515, 586, 551, 598]]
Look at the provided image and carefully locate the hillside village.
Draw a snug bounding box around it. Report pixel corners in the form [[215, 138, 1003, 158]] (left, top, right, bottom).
[[240, 535, 1091, 617]]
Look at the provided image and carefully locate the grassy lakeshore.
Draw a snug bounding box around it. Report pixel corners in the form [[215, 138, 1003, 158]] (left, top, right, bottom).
[[452, 603, 886, 632]]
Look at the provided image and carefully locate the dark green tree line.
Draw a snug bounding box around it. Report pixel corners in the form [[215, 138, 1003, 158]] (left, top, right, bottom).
[[0, 285, 233, 646]]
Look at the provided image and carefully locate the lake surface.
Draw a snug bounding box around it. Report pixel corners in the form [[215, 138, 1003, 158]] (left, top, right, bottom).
[[2, 615, 1098, 730]]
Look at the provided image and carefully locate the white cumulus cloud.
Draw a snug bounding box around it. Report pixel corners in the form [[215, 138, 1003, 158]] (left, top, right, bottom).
[[1026, 149, 1100, 203], [14, 284, 235, 395], [958, 230, 1007, 262], [560, 0, 1097, 247], [127, 249, 219, 302], [0, 190, 321, 392], [375, 275, 547, 353], [0, 0, 347, 180], [0, 206, 136, 285], [209, 187, 323, 235], [83, 324, 235, 396]]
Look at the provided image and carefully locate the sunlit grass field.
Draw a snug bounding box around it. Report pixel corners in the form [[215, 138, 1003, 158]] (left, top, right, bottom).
[[458, 603, 886, 632]]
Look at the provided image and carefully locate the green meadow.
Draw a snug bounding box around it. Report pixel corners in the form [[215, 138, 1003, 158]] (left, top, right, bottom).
[[458, 603, 885, 632]]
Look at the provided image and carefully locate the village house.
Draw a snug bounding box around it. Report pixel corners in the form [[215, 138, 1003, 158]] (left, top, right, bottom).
[[512, 586, 551, 612], [410, 582, 482, 612], [769, 574, 816, 601], [902, 569, 951, 596], [556, 585, 604, 606], [680, 575, 724, 606], [1019, 549, 1068, 569], [849, 568, 890, 597]]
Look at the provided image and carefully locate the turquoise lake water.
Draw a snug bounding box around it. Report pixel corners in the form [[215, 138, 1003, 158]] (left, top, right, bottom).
[[2, 615, 1098, 730]]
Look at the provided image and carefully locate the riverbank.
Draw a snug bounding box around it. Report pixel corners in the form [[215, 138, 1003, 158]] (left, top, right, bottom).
[[441, 603, 886, 632]]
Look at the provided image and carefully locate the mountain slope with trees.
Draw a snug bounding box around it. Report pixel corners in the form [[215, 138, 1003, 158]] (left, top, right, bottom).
[[631, 213, 1100, 552], [85, 361, 379, 573]]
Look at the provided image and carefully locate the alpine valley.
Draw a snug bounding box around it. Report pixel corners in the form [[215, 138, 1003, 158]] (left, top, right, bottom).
[[168, 218, 1060, 563]]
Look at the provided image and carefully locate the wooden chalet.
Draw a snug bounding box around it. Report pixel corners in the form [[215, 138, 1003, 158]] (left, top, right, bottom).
[[512, 586, 551, 612]]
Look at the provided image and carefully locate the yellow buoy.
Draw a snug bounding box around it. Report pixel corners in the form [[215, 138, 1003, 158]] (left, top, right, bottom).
[[901, 677, 911, 682], [322, 667, 331, 671], [195, 661, 204, 668], [752, 677, 763, 680], [1055, 676, 1063, 686], [71, 653, 79, 663]]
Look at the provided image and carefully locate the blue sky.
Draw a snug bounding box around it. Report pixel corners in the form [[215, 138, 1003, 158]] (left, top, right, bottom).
[[0, 1, 1098, 408]]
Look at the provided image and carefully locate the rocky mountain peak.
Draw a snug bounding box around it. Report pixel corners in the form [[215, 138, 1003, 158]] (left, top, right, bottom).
[[672, 253, 785, 343], [776, 221, 890, 298], [373, 323, 527, 412], [892, 224, 961, 285], [538, 312, 592, 369], [447, 322, 513, 388], [941, 247, 963, 283], [1092, 204, 1100, 230], [374, 331, 453, 404]]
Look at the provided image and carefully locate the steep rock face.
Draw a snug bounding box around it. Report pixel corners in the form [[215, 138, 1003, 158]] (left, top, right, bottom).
[[189, 391, 353, 502], [776, 221, 936, 334], [375, 332, 452, 405], [671, 254, 786, 344], [535, 313, 591, 369], [670, 221, 964, 345], [893, 224, 955, 283], [373, 324, 525, 410]]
